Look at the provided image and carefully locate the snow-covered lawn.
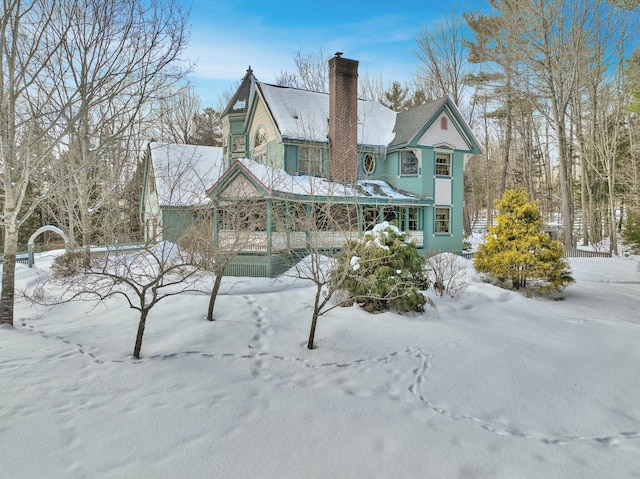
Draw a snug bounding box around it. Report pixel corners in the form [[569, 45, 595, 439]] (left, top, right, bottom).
[[1, 252, 639, 478]]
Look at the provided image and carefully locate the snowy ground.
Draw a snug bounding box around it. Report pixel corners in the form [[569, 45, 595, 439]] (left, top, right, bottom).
[[1, 251, 640, 478]]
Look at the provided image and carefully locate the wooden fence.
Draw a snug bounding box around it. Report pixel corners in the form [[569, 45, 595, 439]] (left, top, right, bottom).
[[563, 248, 612, 258], [460, 248, 612, 260]]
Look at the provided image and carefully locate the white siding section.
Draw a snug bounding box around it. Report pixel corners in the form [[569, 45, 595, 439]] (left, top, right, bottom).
[[249, 97, 283, 169], [249, 98, 279, 146], [434, 177, 452, 205], [417, 113, 468, 150]]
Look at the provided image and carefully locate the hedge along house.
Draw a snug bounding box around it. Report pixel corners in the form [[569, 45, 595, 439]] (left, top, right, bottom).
[[211, 53, 482, 275], [141, 142, 225, 243]]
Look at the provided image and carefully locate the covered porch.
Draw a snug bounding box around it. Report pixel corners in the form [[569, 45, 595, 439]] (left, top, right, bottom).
[[213, 198, 428, 255]]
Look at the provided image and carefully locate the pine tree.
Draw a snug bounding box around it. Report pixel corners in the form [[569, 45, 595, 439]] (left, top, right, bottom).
[[474, 190, 574, 293], [332, 222, 429, 313], [189, 107, 222, 146], [381, 82, 409, 112]]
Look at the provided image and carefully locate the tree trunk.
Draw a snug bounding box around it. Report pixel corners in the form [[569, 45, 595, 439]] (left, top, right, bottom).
[[607, 161, 618, 254], [1, 230, 18, 326], [133, 310, 149, 359], [499, 70, 513, 196], [555, 119, 574, 249], [207, 272, 224, 321], [307, 284, 323, 349]]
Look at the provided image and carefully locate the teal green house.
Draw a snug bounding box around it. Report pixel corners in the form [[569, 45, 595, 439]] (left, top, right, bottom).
[[143, 54, 481, 276]]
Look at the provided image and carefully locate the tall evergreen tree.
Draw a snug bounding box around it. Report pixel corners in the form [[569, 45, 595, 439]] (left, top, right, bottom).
[[189, 107, 222, 146], [380, 81, 410, 112]]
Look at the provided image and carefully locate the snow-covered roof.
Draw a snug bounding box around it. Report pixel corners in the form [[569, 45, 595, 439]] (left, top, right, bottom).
[[148, 142, 226, 207], [222, 158, 426, 202], [258, 83, 397, 146]]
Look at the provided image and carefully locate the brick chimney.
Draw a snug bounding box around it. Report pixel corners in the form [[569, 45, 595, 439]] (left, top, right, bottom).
[[328, 53, 359, 182]]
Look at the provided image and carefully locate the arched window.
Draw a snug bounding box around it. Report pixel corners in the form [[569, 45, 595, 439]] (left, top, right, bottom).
[[254, 127, 267, 147]]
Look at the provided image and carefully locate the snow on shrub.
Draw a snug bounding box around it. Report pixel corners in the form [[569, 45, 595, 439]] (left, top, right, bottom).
[[331, 222, 430, 313]]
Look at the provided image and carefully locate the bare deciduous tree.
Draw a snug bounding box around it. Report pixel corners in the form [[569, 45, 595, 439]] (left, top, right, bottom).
[[276, 49, 330, 93], [415, 5, 474, 111], [46, 0, 189, 263], [44, 241, 201, 359], [1, 0, 76, 326], [178, 199, 269, 321], [286, 198, 361, 350], [154, 84, 202, 144]]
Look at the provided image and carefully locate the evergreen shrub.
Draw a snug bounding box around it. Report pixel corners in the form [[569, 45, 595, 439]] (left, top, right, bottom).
[[332, 222, 430, 313], [474, 190, 574, 293]]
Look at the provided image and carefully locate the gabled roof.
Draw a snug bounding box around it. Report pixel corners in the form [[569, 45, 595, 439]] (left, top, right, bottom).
[[389, 98, 448, 148], [256, 82, 397, 146], [222, 67, 257, 117], [207, 158, 429, 204], [147, 142, 225, 207], [250, 83, 480, 153], [389, 96, 482, 153]]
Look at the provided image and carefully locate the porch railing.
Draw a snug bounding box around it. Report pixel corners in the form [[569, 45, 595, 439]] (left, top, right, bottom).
[[218, 229, 424, 253]]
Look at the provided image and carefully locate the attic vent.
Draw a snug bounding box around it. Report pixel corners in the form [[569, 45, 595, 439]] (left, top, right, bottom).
[[440, 116, 448, 130]]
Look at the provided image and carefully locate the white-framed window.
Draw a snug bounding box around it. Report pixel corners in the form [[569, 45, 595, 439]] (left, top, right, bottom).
[[435, 207, 451, 234], [232, 135, 245, 157], [298, 146, 323, 175], [408, 207, 419, 231], [435, 152, 451, 176], [400, 150, 419, 175], [398, 207, 420, 231]]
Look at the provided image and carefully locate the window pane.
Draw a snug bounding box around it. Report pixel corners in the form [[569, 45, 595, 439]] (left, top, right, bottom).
[[299, 147, 323, 175], [435, 153, 451, 176], [232, 135, 244, 152], [435, 208, 450, 233], [408, 207, 419, 230], [400, 151, 418, 175]]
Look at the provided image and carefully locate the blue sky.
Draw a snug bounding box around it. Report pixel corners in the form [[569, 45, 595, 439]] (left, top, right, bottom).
[[184, 0, 487, 108]]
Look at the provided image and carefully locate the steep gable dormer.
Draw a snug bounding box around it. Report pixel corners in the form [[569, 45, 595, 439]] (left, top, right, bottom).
[[221, 67, 258, 163], [389, 97, 480, 154]]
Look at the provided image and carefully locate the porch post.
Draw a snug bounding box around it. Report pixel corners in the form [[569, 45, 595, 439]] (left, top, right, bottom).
[[404, 206, 409, 232], [266, 199, 273, 255], [213, 205, 219, 247], [285, 202, 291, 248], [305, 203, 311, 250]]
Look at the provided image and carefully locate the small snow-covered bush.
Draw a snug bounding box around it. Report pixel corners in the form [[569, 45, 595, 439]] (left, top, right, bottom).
[[331, 222, 430, 313], [426, 252, 468, 298]]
